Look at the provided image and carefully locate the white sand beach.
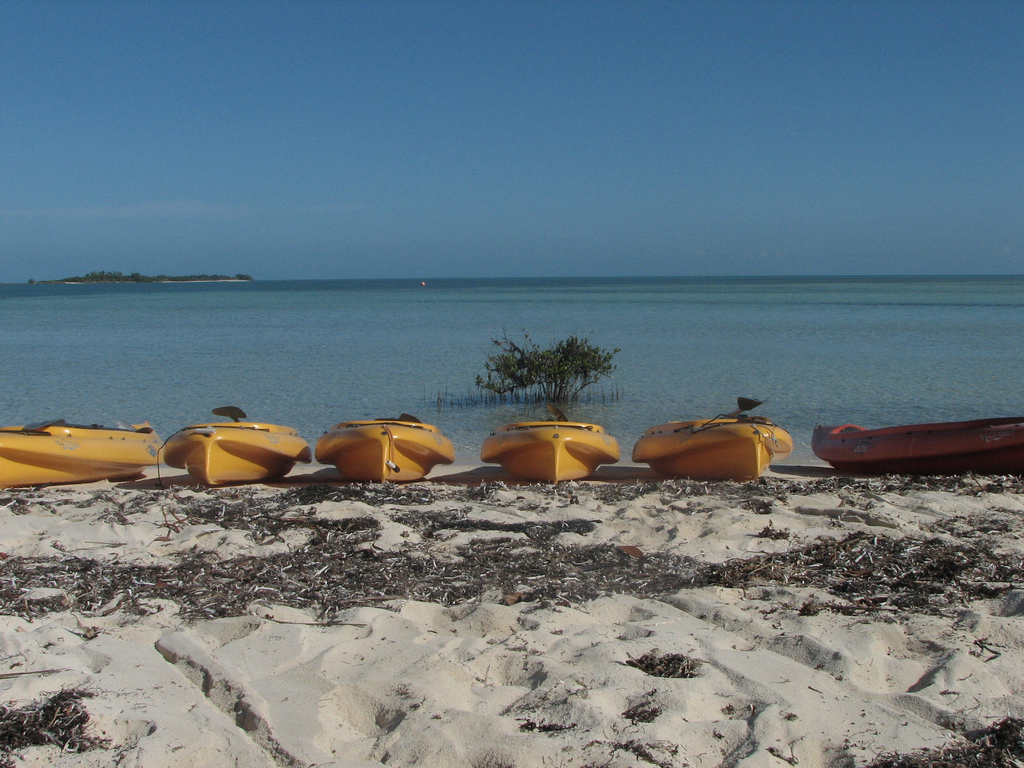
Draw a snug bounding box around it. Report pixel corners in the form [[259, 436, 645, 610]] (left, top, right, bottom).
[[2, 463, 1024, 767]]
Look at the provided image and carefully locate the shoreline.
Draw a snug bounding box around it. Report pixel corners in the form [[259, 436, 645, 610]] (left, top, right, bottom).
[[2, 467, 1023, 766], [137, 460, 839, 489]]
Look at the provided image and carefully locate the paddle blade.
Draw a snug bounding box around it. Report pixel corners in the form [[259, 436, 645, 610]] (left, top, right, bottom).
[[212, 405, 247, 422], [547, 403, 568, 421], [736, 397, 763, 413], [23, 418, 66, 431], [378, 414, 422, 423]]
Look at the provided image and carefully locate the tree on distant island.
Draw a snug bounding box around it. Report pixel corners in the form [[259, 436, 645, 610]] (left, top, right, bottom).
[[30, 271, 253, 284]]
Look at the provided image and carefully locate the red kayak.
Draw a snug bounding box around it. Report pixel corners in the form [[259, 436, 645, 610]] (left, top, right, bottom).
[[812, 417, 1024, 475]]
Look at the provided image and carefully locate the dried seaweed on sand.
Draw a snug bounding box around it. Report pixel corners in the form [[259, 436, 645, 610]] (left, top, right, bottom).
[[593, 473, 1024, 504], [696, 531, 1024, 613], [625, 650, 703, 678], [868, 717, 1024, 768], [6, 517, 1020, 622], [2, 477, 1024, 622], [0, 688, 107, 767]]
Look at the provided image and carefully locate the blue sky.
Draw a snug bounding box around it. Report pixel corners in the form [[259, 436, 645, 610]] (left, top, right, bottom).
[[2, 0, 1022, 281]]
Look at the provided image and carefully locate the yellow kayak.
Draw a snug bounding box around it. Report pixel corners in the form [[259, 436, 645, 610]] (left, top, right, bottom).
[[0, 420, 161, 488], [163, 422, 312, 485], [632, 413, 793, 481], [316, 419, 455, 482], [480, 421, 620, 482]]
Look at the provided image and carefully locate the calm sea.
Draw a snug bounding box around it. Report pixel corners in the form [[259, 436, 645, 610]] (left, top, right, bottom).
[[2, 276, 1022, 466]]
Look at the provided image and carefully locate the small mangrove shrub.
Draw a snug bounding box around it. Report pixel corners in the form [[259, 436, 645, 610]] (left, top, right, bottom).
[[474, 333, 619, 403]]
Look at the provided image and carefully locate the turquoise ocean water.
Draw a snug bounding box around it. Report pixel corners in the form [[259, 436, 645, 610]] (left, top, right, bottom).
[[2, 276, 1022, 466]]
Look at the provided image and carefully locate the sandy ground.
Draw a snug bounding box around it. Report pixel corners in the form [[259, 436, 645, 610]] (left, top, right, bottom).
[[2, 462, 1024, 767]]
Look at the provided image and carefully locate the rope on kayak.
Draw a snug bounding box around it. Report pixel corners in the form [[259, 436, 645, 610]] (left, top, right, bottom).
[[382, 424, 400, 478], [688, 414, 775, 435], [155, 433, 174, 488]]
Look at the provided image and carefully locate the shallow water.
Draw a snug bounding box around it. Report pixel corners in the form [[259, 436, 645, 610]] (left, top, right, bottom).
[[2, 275, 1022, 464]]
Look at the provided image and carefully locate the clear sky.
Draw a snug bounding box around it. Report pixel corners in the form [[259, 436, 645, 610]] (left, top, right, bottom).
[[2, 0, 1022, 281]]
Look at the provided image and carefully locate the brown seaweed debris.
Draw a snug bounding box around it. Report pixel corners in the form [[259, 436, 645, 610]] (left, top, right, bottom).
[[621, 699, 662, 724], [3, 477, 1024, 623], [625, 650, 703, 678], [0, 539, 698, 621], [3, 524, 1023, 621], [592, 473, 1024, 504], [393, 509, 597, 541], [0, 688, 108, 766], [696, 531, 1024, 613], [146, 490, 383, 542], [280, 482, 451, 507], [867, 716, 1024, 768], [518, 719, 577, 733]]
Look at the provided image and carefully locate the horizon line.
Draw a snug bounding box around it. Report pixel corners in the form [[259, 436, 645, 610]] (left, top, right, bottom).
[[6, 273, 1024, 286]]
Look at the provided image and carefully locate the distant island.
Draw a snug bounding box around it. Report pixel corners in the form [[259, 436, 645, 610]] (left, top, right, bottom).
[[30, 271, 254, 284]]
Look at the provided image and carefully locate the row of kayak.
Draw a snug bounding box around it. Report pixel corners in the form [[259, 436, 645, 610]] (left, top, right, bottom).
[[0, 399, 789, 488], [2, 400, 1024, 489]]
